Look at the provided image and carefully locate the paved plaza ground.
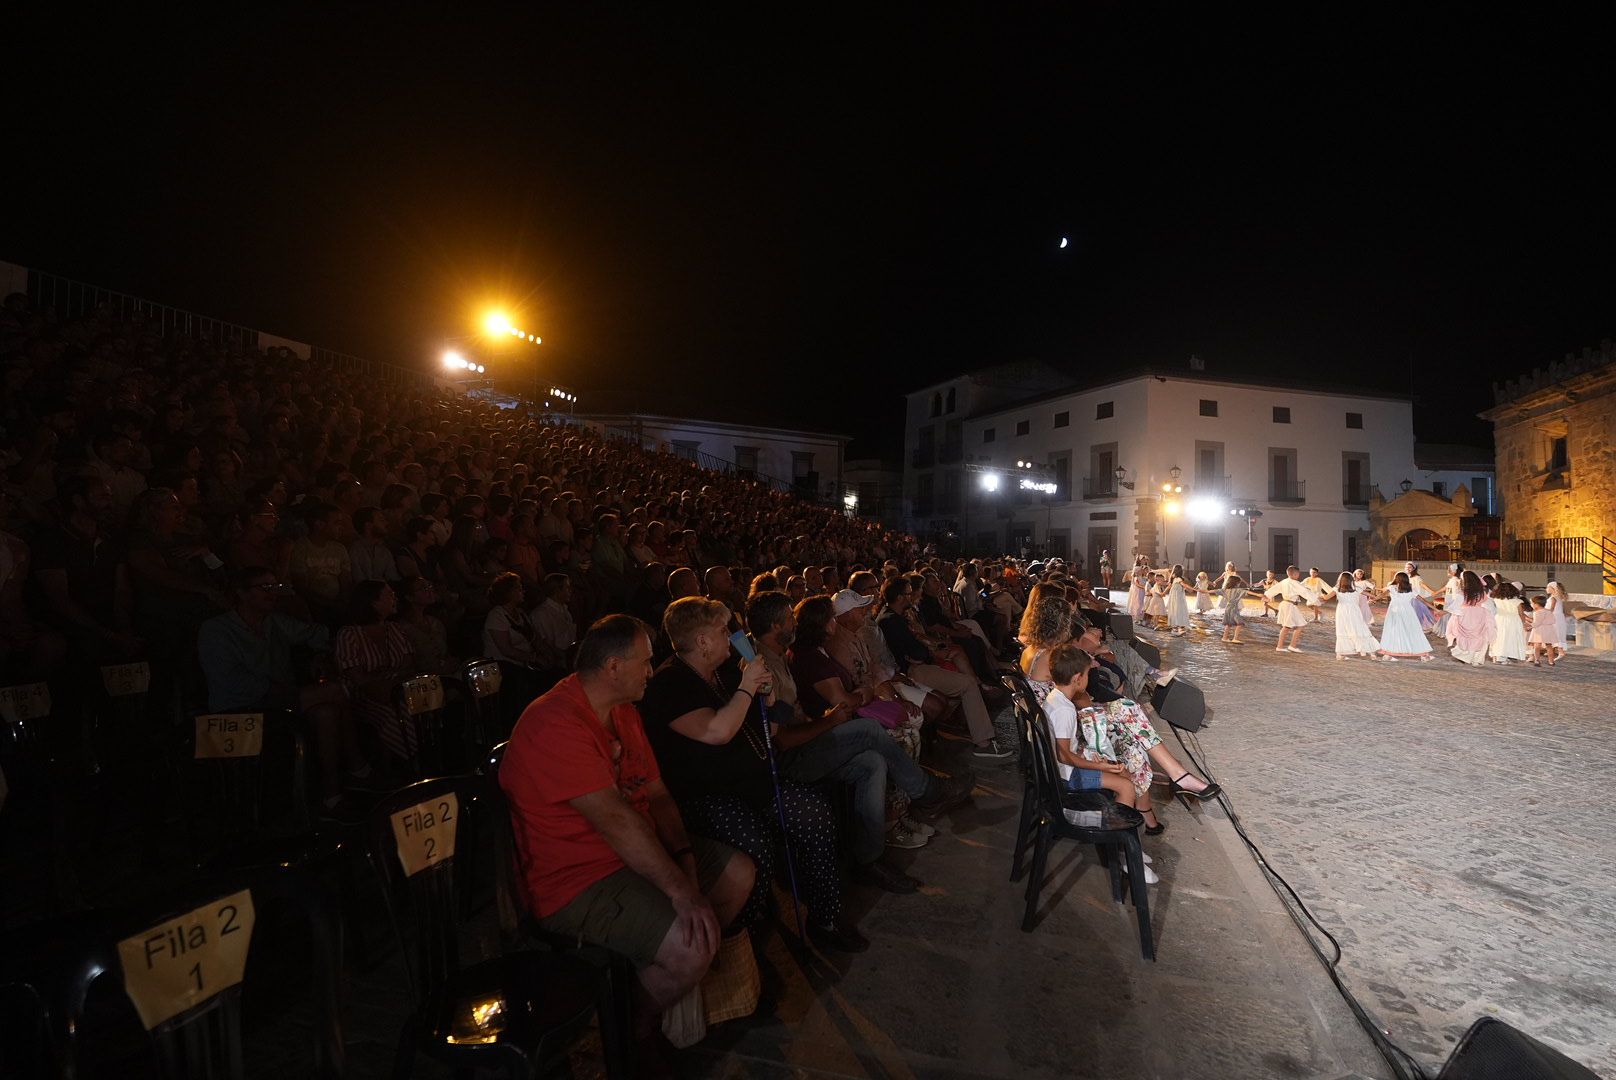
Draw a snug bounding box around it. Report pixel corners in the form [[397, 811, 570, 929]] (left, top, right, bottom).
[[30, 604, 1611, 1078]]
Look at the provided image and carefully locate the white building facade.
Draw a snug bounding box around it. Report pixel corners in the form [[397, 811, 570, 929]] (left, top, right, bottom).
[[905, 369, 1420, 578]]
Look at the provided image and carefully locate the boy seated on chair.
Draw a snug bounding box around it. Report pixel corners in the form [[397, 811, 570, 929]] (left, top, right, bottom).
[[499, 614, 755, 1056]]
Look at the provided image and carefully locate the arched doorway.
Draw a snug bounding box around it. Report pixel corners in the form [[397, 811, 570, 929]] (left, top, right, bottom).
[[1396, 528, 1442, 560]]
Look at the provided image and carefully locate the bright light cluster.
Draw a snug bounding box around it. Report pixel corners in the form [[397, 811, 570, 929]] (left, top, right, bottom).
[[442, 351, 486, 374], [1019, 477, 1058, 495], [547, 386, 576, 403], [485, 311, 542, 345]]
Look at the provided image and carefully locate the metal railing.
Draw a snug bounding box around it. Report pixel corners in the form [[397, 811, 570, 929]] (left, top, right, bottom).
[[1511, 537, 1589, 564], [1082, 476, 1117, 499], [1269, 479, 1306, 504], [1342, 484, 1371, 507], [914, 497, 935, 517]]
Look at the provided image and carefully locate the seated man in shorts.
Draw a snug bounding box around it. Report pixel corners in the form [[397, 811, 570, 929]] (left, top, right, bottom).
[[500, 613, 755, 1051]]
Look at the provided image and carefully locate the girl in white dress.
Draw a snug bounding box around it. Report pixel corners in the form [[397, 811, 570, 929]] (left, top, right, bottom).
[[1546, 581, 1572, 656], [1144, 571, 1168, 628], [1378, 572, 1434, 660], [1126, 564, 1147, 624], [1487, 581, 1529, 664], [1351, 569, 1379, 624], [1331, 572, 1381, 659], [1193, 571, 1215, 616], [1302, 568, 1331, 623], [1164, 564, 1192, 635], [1526, 595, 1559, 667]]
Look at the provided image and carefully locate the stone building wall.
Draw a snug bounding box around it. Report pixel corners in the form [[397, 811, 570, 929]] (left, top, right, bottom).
[[1490, 372, 1616, 545]]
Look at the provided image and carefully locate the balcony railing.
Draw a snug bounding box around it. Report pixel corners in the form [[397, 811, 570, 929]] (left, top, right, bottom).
[[911, 445, 935, 469], [1082, 476, 1118, 500], [1342, 484, 1371, 507], [1511, 536, 1589, 563], [939, 439, 963, 464], [1269, 480, 1306, 504]]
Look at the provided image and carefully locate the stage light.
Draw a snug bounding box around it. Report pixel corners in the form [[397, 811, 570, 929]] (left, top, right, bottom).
[[442, 351, 465, 369], [483, 312, 511, 336], [1163, 499, 1181, 516], [1186, 496, 1224, 523], [981, 473, 1000, 492], [475, 364, 485, 374]]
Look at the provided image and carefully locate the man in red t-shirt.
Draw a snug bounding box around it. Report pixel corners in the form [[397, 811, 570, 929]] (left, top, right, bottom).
[[500, 613, 753, 1033]]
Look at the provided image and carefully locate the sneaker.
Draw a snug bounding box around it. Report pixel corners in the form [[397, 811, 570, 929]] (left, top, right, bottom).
[[1154, 667, 1177, 687], [901, 815, 937, 838], [886, 823, 928, 849], [1285, 646, 1303, 653], [1121, 860, 1161, 885], [971, 738, 1014, 761]]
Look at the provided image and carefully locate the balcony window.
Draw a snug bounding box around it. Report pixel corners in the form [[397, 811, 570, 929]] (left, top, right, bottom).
[[1199, 400, 1218, 417], [1273, 406, 1291, 423], [1346, 412, 1363, 429], [1096, 401, 1114, 420], [1054, 411, 1070, 428]]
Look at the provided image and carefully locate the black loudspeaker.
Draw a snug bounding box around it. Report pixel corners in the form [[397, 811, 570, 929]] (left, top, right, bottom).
[[1436, 1018, 1600, 1080], [1184, 542, 1196, 559], [1093, 587, 1110, 600], [1107, 612, 1135, 642], [1131, 638, 1161, 670], [1151, 677, 1205, 732]]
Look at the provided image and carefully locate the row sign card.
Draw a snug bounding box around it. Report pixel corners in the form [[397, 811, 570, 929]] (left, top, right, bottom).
[[391, 792, 459, 876], [194, 714, 264, 759], [117, 889, 256, 1030]]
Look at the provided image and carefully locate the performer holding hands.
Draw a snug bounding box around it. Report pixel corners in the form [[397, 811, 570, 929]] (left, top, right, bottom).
[[1265, 565, 1320, 653]]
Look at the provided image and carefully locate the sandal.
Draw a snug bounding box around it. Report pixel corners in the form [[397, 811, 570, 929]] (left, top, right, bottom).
[[1141, 809, 1165, 836], [1168, 773, 1222, 801]]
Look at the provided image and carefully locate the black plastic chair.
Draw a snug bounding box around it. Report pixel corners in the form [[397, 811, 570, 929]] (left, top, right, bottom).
[[460, 659, 505, 759], [0, 862, 345, 1078], [1001, 672, 1042, 885], [395, 675, 449, 780], [182, 709, 312, 851], [483, 743, 636, 1079], [364, 775, 609, 1079], [1021, 707, 1156, 960]]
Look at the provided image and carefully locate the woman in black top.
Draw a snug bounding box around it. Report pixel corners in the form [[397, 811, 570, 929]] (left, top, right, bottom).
[[638, 596, 865, 952]]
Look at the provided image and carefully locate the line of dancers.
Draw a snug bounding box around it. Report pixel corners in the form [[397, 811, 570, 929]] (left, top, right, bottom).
[[1122, 557, 1575, 665]]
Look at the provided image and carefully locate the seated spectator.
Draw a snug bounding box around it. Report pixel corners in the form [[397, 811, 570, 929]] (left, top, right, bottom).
[[229, 499, 291, 579], [334, 580, 418, 764], [87, 427, 148, 519], [395, 575, 458, 676], [639, 597, 865, 952], [531, 572, 577, 672], [125, 486, 228, 662], [198, 566, 372, 814], [442, 515, 493, 614], [350, 506, 400, 583], [507, 511, 543, 586], [32, 476, 143, 662], [290, 501, 353, 624], [421, 492, 453, 547], [0, 491, 67, 680], [916, 572, 998, 684], [785, 575, 806, 602], [877, 577, 1011, 760], [666, 566, 700, 601], [395, 515, 443, 586], [704, 565, 742, 611], [770, 593, 971, 871], [483, 571, 540, 667], [499, 614, 754, 1055]]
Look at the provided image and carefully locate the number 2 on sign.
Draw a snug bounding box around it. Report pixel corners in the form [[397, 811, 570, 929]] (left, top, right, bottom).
[[390, 793, 459, 876]]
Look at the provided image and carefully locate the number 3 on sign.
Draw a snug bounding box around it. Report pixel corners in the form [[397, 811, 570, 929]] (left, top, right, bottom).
[[116, 889, 255, 1030], [390, 793, 459, 876]]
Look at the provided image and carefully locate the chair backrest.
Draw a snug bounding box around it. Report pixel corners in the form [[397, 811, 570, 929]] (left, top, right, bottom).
[[365, 774, 481, 1006], [395, 675, 447, 777], [461, 659, 504, 752], [480, 742, 528, 948], [5, 864, 343, 1079], [0, 682, 53, 748], [1000, 672, 1041, 767], [1024, 708, 1068, 822], [183, 710, 310, 842]]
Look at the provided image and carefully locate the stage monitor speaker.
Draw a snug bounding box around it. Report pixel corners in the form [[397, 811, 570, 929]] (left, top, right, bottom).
[[1131, 638, 1161, 670], [1080, 608, 1108, 631], [1093, 587, 1110, 601], [1436, 1017, 1600, 1080], [1151, 677, 1205, 732], [1107, 612, 1135, 642]]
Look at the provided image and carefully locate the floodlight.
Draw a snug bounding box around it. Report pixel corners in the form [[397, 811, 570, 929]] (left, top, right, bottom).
[[483, 312, 511, 336], [981, 473, 1000, 492], [1186, 496, 1224, 523], [443, 351, 465, 369]]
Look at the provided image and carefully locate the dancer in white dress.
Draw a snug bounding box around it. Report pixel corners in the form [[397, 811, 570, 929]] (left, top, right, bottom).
[[1264, 565, 1319, 653], [1351, 569, 1379, 624], [1193, 571, 1215, 616], [1126, 563, 1147, 625], [1488, 581, 1529, 664], [1144, 571, 1168, 628], [1331, 572, 1381, 659], [1164, 564, 1192, 635], [1378, 572, 1434, 660], [1437, 563, 1464, 637], [1546, 581, 1572, 656], [1302, 568, 1331, 623]]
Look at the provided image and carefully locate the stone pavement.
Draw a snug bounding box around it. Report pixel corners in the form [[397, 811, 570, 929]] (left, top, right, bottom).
[[1142, 604, 1616, 1078]]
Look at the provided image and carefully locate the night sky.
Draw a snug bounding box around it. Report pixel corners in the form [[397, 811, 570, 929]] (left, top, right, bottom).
[[7, 11, 1612, 457]]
